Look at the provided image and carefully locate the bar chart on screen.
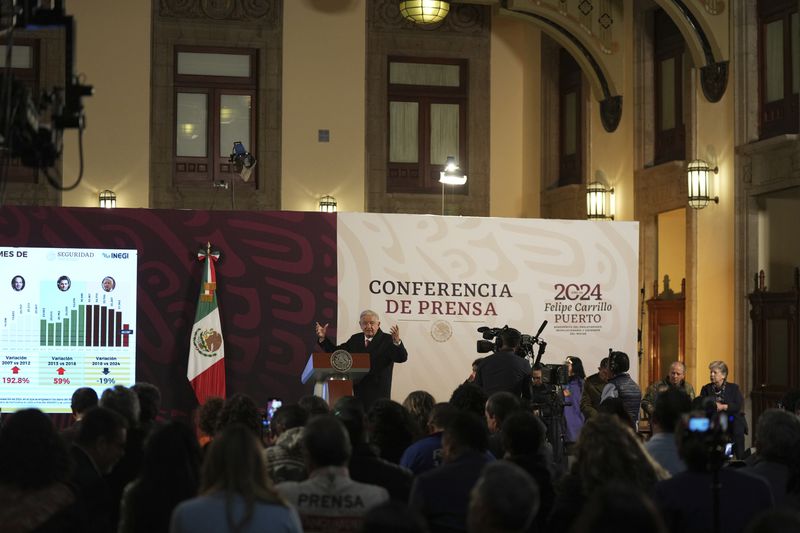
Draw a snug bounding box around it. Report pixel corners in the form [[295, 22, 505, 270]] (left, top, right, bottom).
[[0, 247, 137, 413]]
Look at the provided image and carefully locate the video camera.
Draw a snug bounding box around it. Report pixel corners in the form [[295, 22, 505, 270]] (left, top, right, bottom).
[[0, 1, 93, 171], [476, 321, 548, 364], [681, 409, 734, 467]]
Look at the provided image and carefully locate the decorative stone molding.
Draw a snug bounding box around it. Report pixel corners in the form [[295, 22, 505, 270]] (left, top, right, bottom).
[[159, 0, 279, 25]]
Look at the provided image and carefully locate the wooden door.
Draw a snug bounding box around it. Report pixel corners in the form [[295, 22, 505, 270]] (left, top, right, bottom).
[[749, 269, 799, 429], [646, 276, 685, 384]]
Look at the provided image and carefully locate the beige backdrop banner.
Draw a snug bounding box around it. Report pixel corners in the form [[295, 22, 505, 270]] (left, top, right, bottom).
[[335, 213, 640, 404]]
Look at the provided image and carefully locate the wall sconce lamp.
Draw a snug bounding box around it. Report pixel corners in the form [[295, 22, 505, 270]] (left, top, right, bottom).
[[99, 189, 117, 209], [586, 181, 614, 220], [687, 159, 719, 209], [319, 195, 337, 213], [399, 0, 450, 25]]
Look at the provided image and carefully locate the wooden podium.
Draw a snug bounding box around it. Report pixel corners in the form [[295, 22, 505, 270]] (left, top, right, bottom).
[[301, 351, 370, 408]]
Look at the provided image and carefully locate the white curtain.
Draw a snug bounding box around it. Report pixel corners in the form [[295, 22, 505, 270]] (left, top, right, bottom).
[[176, 93, 207, 157], [765, 20, 784, 103], [219, 94, 251, 157], [389, 101, 419, 163], [430, 104, 459, 165]]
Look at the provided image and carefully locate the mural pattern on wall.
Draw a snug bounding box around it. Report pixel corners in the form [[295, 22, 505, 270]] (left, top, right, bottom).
[[0, 206, 336, 421]]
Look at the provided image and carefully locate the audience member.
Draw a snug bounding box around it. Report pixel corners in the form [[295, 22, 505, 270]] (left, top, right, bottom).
[[276, 415, 389, 532], [400, 403, 459, 475], [403, 390, 436, 440], [216, 393, 261, 436], [485, 391, 521, 459], [567, 483, 668, 533], [336, 404, 413, 502], [118, 421, 200, 533], [265, 404, 309, 484], [62, 387, 99, 444], [641, 361, 695, 417], [653, 411, 773, 533], [744, 408, 800, 508], [579, 357, 609, 420], [0, 409, 83, 532], [170, 423, 302, 533], [409, 411, 494, 532], [100, 385, 144, 530], [645, 388, 692, 475], [503, 411, 556, 531], [366, 399, 416, 464], [361, 501, 430, 533], [70, 407, 128, 533], [196, 396, 224, 448], [100, 385, 141, 429], [779, 388, 800, 415], [599, 351, 641, 426], [449, 382, 489, 419], [298, 394, 330, 417], [548, 414, 668, 532], [464, 357, 484, 384], [744, 509, 800, 533], [467, 461, 539, 533], [131, 382, 162, 437]]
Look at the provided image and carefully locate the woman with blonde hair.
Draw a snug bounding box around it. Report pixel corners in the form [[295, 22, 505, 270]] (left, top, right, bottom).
[[402, 390, 435, 439], [170, 423, 301, 533], [547, 414, 669, 532]]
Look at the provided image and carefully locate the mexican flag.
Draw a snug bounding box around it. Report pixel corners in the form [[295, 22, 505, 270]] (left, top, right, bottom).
[[188, 243, 226, 404]]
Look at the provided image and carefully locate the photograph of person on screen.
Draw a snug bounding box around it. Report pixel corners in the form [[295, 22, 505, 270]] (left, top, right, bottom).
[[102, 276, 116, 292], [57, 275, 71, 292], [11, 275, 25, 291]]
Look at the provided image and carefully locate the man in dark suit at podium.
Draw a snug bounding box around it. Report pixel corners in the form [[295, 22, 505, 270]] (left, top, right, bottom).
[[316, 309, 408, 410]]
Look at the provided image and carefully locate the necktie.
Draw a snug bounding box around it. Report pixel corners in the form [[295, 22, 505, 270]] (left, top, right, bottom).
[[365, 338, 371, 348]]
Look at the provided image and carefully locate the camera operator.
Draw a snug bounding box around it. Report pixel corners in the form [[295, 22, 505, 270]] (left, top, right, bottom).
[[530, 364, 565, 469], [652, 412, 773, 533], [474, 327, 531, 401]]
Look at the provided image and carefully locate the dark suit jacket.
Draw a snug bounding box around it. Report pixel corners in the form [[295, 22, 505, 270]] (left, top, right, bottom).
[[320, 328, 408, 410], [653, 468, 773, 533], [409, 451, 493, 533], [474, 350, 532, 399], [699, 381, 746, 435], [69, 445, 114, 533]]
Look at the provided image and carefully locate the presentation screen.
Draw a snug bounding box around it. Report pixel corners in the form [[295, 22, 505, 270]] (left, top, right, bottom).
[[0, 247, 137, 413]]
